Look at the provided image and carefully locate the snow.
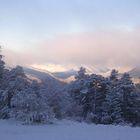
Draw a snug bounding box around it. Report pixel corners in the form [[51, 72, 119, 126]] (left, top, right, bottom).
[[0, 120, 140, 140]]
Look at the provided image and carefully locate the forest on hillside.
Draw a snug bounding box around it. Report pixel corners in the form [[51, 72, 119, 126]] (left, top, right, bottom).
[[0, 49, 140, 126]]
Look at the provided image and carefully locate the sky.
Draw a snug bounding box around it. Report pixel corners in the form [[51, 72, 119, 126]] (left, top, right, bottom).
[[0, 0, 140, 72]]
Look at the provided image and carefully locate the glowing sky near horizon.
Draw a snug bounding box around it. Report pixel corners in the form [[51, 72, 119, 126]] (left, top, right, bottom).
[[0, 0, 140, 71]]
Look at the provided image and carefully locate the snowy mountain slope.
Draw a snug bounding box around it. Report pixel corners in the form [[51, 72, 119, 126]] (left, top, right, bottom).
[[0, 120, 140, 140], [28, 65, 110, 78], [53, 70, 77, 79], [23, 67, 76, 83], [128, 67, 140, 83], [24, 66, 140, 84], [23, 67, 67, 94], [23, 67, 58, 81], [129, 67, 140, 78]]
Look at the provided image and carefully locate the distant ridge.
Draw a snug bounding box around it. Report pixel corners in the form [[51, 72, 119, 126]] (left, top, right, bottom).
[[128, 67, 140, 83]]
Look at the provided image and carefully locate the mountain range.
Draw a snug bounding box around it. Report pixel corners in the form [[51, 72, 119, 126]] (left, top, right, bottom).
[[23, 66, 140, 84]]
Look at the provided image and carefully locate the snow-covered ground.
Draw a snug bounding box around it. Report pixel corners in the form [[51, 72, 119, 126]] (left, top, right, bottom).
[[0, 120, 140, 140]]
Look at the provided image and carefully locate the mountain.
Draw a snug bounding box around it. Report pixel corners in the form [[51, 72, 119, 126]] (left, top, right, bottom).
[[24, 66, 140, 86], [128, 67, 140, 83], [23, 67, 68, 84], [24, 67, 58, 81], [23, 67, 75, 84], [53, 70, 77, 79], [23, 65, 112, 84], [129, 67, 140, 78]]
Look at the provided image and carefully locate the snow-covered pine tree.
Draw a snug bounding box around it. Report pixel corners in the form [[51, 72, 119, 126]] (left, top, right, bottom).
[[68, 67, 89, 120], [109, 69, 118, 81], [120, 73, 138, 124], [0, 46, 5, 84], [133, 85, 140, 126], [128, 90, 140, 126], [39, 81, 70, 120], [101, 69, 124, 124], [75, 67, 87, 80], [0, 66, 29, 119], [0, 47, 9, 118], [70, 67, 107, 123], [10, 81, 54, 124], [85, 74, 107, 123], [101, 80, 112, 124]]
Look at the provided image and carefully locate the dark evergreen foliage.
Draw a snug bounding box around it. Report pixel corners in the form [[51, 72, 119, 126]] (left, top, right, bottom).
[[0, 48, 140, 126]]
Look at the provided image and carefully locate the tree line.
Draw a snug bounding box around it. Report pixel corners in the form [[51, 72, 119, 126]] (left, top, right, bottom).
[[0, 49, 140, 126]]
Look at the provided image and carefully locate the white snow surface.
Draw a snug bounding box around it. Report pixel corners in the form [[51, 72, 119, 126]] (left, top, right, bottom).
[[0, 119, 140, 140]]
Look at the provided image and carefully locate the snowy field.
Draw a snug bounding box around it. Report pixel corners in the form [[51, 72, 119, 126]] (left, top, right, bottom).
[[0, 120, 140, 140]]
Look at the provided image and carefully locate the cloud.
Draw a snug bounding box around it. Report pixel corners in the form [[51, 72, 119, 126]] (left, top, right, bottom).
[[3, 28, 140, 71]]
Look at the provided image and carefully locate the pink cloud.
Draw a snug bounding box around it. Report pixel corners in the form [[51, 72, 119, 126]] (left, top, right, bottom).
[[3, 28, 140, 70]]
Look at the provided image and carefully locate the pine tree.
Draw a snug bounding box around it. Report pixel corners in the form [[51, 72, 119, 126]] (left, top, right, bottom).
[[0, 46, 5, 84], [134, 84, 140, 125], [101, 82, 112, 124], [70, 68, 107, 123], [75, 67, 87, 80], [85, 74, 107, 123], [101, 69, 123, 124], [0, 66, 29, 118], [10, 81, 54, 124], [120, 73, 138, 124], [68, 67, 88, 120]]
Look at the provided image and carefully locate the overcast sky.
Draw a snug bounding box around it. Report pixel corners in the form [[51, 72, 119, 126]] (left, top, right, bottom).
[[0, 0, 140, 71]]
